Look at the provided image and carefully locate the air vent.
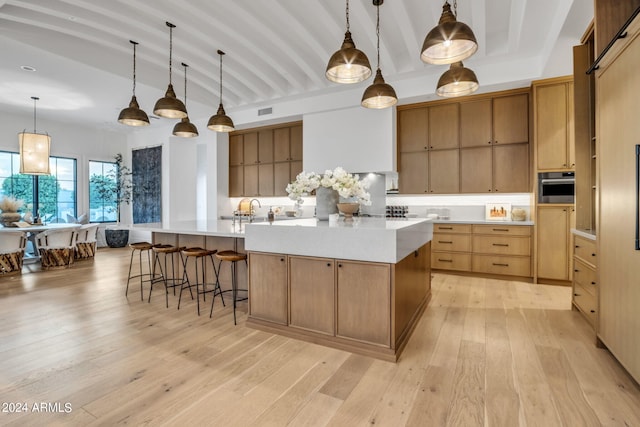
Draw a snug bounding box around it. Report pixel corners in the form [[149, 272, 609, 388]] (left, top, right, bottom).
[[258, 107, 272, 116]]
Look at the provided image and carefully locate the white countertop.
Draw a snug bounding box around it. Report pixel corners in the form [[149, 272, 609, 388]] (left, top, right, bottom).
[[131, 220, 246, 238], [571, 228, 596, 240], [244, 217, 433, 263]]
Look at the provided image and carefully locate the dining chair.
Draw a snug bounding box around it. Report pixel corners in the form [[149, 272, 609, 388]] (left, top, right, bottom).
[[75, 224, 99, 260], [0, 231, 27, 276], [35, 228, 78, 270]]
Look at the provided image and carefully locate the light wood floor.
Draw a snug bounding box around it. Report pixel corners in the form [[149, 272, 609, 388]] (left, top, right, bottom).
[[1, 248, 639, 426]]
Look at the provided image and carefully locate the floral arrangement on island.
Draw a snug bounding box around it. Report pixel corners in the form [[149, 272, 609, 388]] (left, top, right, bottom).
[[286, 167, 372, 205]]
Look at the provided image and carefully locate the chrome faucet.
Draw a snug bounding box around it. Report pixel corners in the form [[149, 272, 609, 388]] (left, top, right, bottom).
[[249, 198, 261, 223]]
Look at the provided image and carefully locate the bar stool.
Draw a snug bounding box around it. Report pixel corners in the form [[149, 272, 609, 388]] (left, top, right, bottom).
[[125, 242, 160, 301], [212, 250, 248, 324], [179, 247, 225, 316], [148, 244, 186, 308]]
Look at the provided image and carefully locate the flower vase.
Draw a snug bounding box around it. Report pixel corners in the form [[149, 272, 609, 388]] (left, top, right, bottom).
[[315, 187, 339, 220], [0, 212, 22, 227]]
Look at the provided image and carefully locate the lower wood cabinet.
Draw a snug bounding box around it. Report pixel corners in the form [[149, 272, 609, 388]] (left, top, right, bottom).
[[536, 205, 575, 283], [246, 244, 431, 361], [289, 256, 335, 335], [431, 223, 532, 278], [571, 234, 597, 328], [247, 252, 288, 324]]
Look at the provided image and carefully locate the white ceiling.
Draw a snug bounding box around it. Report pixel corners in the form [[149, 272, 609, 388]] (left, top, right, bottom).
[[0, 0, 593, 132]]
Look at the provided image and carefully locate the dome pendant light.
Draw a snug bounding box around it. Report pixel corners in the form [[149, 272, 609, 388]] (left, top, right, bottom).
[[326, 0, 372, 84], [173, 63, 199, 138], [436, 61, 479, 97], [118, 40, 150, 127], [207, 50, 235, 133], [154, 22, 188, 119], [19, 96, 51, 175], [362, 0, 397, 109], [421, 0, 478, 65]]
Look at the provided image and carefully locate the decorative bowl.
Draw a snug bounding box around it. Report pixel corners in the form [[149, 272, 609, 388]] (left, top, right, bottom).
[[285, 211, 297, 217], [337, 202, 360, 218]]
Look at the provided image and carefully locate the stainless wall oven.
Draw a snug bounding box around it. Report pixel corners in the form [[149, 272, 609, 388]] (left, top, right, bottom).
[[538, 172, 575, 203]]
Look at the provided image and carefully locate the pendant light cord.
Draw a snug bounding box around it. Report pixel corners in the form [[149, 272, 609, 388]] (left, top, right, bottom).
[[375, 2, 380, 70], [346, 0, 350, 31], [182, 62, 188, 107], [166, 22, 176, 85], [131, 40, 138, 96], [218, 50, 224, 104], [32, 96, 39, 132]]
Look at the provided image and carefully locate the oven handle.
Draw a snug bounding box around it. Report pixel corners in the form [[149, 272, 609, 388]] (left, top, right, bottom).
[[540, 178, 575, 184]]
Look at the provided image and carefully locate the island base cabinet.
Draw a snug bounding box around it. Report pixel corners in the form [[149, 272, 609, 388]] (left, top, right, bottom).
[[248, 253, 288, 325], [289, 256, 335, 335], [336, 261, 391, 347]]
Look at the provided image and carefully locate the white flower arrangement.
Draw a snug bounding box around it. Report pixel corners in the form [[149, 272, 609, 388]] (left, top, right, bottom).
[[286, 167, 371, 205], [0, 196, 24, 212]]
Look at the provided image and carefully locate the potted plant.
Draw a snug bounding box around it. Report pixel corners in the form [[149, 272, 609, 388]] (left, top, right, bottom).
[[91, 153, 133, 247], [0, 196, 24, 227]]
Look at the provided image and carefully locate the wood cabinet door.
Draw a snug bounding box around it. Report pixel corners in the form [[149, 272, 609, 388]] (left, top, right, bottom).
[[536, 83, 570, 169], [274, 162, 290, 197], [429, 103, 459, 149], [494, 93, 529, 145], [229, 165, 244, 197], [289, 256, 335, 335], [258, 130, 274, 163], [536, 206, 570, 280], [336, 261, 390, 346], [244, 164, 259, 197], [493, 143, 530, 192], [290, 160, 302, 182], [460, 99, 492, 147], [248, 253, 288, 325], [258, 164, 274, 196], [290, 125, 303, 161], [399, 108, 428, 152], [399, 151, 428, 194], [460, 146, 492, 193], [273, 128, 290, 162], [429, 149, 459, 193], [229, 135, 244, 166], [243, 132, 259, 165]]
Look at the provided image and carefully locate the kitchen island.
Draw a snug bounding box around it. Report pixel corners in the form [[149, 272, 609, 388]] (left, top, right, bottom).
[[244, 218, 433, 361]]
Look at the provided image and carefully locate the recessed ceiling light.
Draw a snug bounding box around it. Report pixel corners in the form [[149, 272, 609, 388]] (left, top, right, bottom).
[[20, 65, 36, 72], [68, 16, 77, 21]]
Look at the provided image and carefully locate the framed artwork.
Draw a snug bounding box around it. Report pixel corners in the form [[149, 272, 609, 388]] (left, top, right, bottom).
[[132, 146, 162, 224], [485, 203, 511, 221]]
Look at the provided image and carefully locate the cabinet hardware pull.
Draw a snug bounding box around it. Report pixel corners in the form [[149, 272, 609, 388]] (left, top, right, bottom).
[[492, 228, 509, 232], [495, 141, 499, 144], [492, 243, 509, 247], [591, 281, 596, 285], [590, 310, 596, 313], [280, 258, 285, 262], [439, 227, 453, 230], [574, 269, 579, 272], [575, 245, 580, 248], [438, 259, 453, 263], [493, 263, 509, 267], [338, 263, 342, 267], [327, 263, 331, 267], [592, 253, 596, 257], [574, 293, 580, 296], [439, 240, 453, 244]]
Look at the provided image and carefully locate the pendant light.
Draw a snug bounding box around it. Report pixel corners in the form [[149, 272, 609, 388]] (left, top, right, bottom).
[[18, 96, 50, 175], [436, 61, 479, 97], [172, 63, 199, 138], [154, 22, 187, 119], [326, 0, 372, 84], [207, 50, 234, 132], [421, 0, 478, 65], [361, 0, 397, 109], [118, 40, 150, 127]]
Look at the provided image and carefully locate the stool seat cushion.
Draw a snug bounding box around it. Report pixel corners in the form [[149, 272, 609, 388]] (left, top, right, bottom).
[[215, 250, 247, 262]]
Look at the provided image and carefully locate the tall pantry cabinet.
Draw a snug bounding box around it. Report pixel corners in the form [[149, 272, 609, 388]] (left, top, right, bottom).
[[596, 11, 640, 383]]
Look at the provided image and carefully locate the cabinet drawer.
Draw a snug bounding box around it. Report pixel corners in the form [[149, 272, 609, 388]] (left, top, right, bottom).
[[433, 223, 472, 233], [472, 235, 531, 256], [432, 233, 472, 252], [573, 281, 596, 326], [574, 235, 597, 266], [472, 224, 531, 236], [472, 254, 531, 276], [431, 252, 471, 271], [573, 258, 596, 296]]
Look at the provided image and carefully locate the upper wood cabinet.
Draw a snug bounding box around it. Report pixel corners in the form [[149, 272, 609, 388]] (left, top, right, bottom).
[[398, 88, 531, 195], [533, 77, 575, 171], [229, 121, 302, 197]]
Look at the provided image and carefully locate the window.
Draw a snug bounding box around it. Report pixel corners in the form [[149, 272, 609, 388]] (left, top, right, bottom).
[[89, 160, 117, 223], [0, 151, 77, 222]]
